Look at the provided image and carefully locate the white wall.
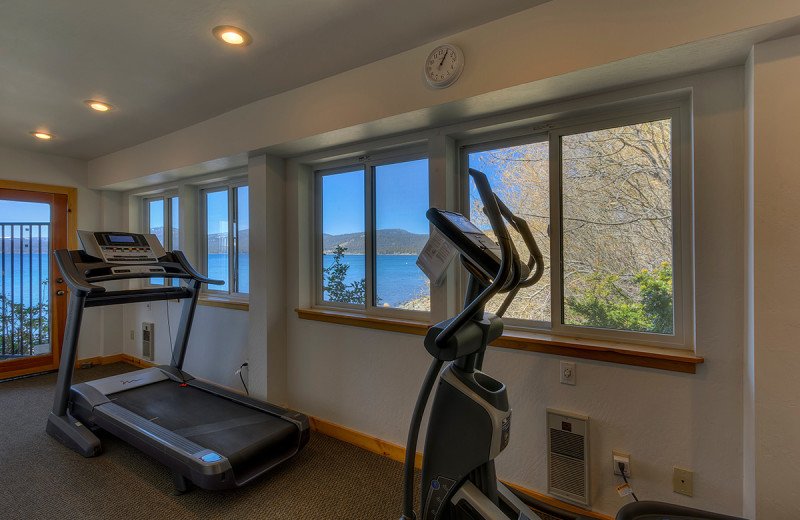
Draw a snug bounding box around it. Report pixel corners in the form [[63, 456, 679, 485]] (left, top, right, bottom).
[[284, 67, 746, 517], [121, 300, 250, 391], [87, 0, 800, 189], [747, 33, 800, 520]]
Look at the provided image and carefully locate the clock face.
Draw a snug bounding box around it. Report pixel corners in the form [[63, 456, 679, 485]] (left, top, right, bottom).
[[424, 44, 464, 88]]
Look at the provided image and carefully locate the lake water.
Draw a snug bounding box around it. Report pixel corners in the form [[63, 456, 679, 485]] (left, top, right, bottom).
[[1, 253, 50, 306], [206, 254, 249, 293], [1, 253, 426, 309], [322, 254, 428, 307]]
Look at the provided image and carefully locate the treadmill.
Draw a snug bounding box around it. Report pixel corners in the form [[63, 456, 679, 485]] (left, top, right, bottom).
[[46, 231, 310, 493]]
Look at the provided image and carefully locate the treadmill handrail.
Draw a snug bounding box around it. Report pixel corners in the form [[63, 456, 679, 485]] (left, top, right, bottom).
[[173, 250, 224, 286], [54, 248, 223, 298], [54, 249, 102, 294]]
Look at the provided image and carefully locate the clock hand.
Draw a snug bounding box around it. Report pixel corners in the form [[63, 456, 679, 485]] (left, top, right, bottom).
[[438, 49, 449, 68]]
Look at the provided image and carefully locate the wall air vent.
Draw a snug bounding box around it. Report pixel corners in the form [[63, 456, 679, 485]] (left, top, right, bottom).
[[547, 409, 590, 506], [142, 322, 154, 361]]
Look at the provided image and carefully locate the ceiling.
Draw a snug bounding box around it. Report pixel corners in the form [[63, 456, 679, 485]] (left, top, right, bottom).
[[0, 0, 547, 161]]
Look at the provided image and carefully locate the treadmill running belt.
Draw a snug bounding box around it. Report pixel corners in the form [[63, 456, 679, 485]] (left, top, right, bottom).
[[107, 380, 298, 480]]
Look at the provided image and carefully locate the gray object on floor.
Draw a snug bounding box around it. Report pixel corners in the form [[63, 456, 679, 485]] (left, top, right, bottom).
[[46, 231, 310, 494], [3, 363, 416, 519]]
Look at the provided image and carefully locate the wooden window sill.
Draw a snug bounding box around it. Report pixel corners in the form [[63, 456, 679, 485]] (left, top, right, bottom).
[[199, 295, 249, 311], [296, 308, 704, 374]]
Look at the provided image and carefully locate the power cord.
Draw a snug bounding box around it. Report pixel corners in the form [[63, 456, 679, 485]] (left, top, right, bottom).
[[618, 461, 639, 502], [236, 362, 249, 395]]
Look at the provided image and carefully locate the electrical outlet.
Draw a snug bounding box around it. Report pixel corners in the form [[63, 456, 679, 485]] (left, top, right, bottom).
[[560, 361, 576, 385], [129, 330, 134, 340], [613, 450, 631, 477], [673, 467, 693, 496]]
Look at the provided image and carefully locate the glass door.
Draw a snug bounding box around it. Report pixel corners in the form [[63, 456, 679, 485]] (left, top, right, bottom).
[[0, 187, 69, 379]]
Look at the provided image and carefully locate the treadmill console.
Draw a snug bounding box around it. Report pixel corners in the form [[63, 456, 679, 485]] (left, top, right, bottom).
[[77, 231, 167, 274]]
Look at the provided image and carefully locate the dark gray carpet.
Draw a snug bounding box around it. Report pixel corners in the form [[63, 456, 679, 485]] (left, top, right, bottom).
[[0, 363, 418, 519]]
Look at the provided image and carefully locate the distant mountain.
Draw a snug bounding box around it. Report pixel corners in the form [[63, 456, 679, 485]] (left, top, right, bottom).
[[1, 236, 50, 254], [207, 228, 249, 255], [148, 226, 250, 255], [323, 229, 428, 255]]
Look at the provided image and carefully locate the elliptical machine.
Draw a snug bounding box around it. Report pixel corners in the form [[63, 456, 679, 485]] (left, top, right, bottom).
[[400, 168, 546, 520]]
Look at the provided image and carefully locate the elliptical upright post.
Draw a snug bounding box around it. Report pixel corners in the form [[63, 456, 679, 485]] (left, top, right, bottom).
[[399, 168, 545, 520]]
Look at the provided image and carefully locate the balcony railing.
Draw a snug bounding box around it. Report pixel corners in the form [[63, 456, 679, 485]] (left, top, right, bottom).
[[1, 223, 50, 360]]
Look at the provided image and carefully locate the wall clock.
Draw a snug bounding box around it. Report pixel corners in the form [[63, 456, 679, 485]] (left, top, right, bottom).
[[424, 44, 464, 89]]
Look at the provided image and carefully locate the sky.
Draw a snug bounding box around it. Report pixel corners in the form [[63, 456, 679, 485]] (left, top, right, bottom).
[[0, 200, 51, 223], [205, 186, 249, 235], [322, 159, 430, 236], [0, 200, 51, 238]]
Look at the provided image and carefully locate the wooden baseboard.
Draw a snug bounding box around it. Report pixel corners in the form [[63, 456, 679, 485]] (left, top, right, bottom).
[[308, 417, 612, 520], [75, 353, 155, 369], [118, 353, 157, 368], [309, 416, 424, 469]]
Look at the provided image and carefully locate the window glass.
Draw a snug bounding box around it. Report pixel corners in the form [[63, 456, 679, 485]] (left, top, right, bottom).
[[321, 169, 365, 305], [560, 119, 674, 334], [206, 190, 229, 291], [468, 142, 551, 324], [170, 196, 179, 250], [148, 199, 165, 245], [236, 186, 249, 294], [148, 199, 165, 284], [374, 159, 430, 311]]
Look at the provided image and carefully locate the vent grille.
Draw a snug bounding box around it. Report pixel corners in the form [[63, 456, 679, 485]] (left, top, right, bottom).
[[142, 322, 154, 361], [550, 428, 585, 459], [547, 409, 589, 506], [549, 450, 586, 497]]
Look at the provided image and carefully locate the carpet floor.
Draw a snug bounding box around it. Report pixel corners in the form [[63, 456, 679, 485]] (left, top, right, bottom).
[[0, 363, 418, 519]]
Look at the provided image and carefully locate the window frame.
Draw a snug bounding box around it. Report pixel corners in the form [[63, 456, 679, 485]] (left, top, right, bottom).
[[314, 149, 431, 319], [199, 177, 249, 298], [458, 104, 693, 350], [142, 191, 179, 287]]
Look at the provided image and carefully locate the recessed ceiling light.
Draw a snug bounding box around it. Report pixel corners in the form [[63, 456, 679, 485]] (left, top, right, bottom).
[[30, 131, 54, 140], [85, 100, 113, 112], [212, 25, 252, 46]]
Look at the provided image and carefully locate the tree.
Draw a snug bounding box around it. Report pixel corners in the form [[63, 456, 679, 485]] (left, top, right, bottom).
[[0, 295, 49, 357], [635, 262, 673, 334], [565, 263, 673, 334], [470, 118, 675, 331], [323, 245, 366, 305]]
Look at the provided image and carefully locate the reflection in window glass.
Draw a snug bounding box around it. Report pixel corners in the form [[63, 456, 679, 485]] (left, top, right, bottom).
[[148, 199, 165, 285], [170, 197, 179, 250], [321, 169, 365, 305], [148, 199, 165, 245], [561, 119, 673, 334], [236, 186, 249, 293], [206, 190, 229, 291], [375, 159, 430, 311], [468, 142, 551, 324]]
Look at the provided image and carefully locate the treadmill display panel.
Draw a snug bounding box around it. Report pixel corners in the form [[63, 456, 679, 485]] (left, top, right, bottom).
[[80, 231, 160, 264]]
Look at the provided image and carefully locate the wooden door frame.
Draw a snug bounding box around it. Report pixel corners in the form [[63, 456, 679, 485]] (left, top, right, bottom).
[[0, 180, 77, 379]]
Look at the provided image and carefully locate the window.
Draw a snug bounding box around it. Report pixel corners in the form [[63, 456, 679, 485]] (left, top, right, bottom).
[[202, 180, 248, 295], [316, 156, 430, 314], [144, 194, 179, 285], [464, 108, 690, 348]]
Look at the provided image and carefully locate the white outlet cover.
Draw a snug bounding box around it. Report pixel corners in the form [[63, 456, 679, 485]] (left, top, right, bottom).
[[560, 361, 576, 385]]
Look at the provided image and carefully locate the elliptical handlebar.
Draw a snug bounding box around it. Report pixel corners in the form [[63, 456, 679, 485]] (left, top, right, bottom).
[[433, 169, 514, 350]]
